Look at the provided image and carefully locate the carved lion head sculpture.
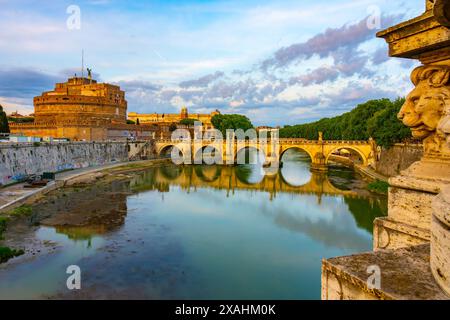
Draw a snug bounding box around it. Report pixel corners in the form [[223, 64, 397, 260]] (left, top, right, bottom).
[[398, 65, 450, 142]]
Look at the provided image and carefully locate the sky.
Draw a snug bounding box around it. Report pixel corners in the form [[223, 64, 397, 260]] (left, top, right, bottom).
[[0, 0, 425, 126]]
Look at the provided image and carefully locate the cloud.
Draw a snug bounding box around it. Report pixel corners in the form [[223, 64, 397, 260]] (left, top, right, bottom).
[[289, 66, 339, 86], [324, 82, 398, 109], [0, 67, 63, 99], [114, 80, 162, 92], [0, 97, 34, 115], [0, 1, 415, 126], [260, 14, 401, 76], [261, 17, 374, 70], [179, 71, 225, 88], [371, 47, 390, 65]]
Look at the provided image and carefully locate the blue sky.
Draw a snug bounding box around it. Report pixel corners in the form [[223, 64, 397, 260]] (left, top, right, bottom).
[[0, 0, 424, 125]]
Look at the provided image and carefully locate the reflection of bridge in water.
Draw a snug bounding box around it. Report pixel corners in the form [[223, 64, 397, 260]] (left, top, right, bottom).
[[131, 164, 361, 201]]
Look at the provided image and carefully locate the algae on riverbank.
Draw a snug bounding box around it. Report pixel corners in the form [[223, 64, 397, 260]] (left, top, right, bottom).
[[7, 205, 33, 217], [0, 246, 24, 263], [0, 217, 7, 240]]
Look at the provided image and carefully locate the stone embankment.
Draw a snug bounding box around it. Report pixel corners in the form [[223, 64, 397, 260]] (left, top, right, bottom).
[[374, 143, 423, 177], [0, 141, 157, 187]]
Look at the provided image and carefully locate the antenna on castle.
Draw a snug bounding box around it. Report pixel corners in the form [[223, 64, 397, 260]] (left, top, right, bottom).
[[81, 49, 84, 79]]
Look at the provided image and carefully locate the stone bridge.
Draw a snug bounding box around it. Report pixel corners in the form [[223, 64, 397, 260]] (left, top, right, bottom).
[[154, 137, 376, 171]]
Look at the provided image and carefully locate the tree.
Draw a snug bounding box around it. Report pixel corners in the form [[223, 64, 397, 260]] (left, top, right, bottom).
[[127, 119, 136, 125], [367, 98, 411, 147], [136, 118, 140, 125], [0, 105, 10, 134], [179, 118, 199, 126], [279, 98, 412, 147], [7, 116, 34, 123], [169, 123, 177, 132], [211, 114, 254, 136]]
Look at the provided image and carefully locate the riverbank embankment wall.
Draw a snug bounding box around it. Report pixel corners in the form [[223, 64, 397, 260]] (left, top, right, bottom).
[[0, 142, 129, 186], [374, 143, 423, 177]]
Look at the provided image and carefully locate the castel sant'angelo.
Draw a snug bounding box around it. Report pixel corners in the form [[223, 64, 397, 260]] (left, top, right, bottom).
[[9, 73, 218, 141]]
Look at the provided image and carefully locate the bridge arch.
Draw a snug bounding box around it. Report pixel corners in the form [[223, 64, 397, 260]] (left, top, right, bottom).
[[194, 145, 223, 164], [235, 145, 266, 165], [158, 144, 184, 157], [325, 146, 368, 166], [279, 146, 314, 162]]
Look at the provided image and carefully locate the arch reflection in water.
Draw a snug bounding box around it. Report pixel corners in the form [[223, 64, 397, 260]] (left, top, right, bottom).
[[0, 155, 387, 300], [280, 148, 312, 186], [131, 163, 356, 199]]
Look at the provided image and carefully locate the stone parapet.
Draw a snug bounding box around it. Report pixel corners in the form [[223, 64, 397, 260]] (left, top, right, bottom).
[[322, 244, 449, 300], [373, 217, 430, 250], [431, 186, 450, 295]]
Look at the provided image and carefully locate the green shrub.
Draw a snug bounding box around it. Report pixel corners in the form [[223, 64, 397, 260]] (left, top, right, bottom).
[[0, 216, 7, 239], [0, 105, 9, 134], [8, 205, 33, 216], [0, 247, 24, 263], [179, 118, 199, 126], [368, 180, 389, 194]]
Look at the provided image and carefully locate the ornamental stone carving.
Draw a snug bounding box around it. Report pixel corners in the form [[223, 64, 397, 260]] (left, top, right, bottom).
[[398, 65, 450, 159]]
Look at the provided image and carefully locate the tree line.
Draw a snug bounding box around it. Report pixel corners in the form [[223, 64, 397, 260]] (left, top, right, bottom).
[[279, 98, 412, 147], [0, 105, 9, 134]]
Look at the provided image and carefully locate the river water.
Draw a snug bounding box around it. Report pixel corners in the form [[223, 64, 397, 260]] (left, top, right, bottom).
[[0, 150, 387, 299]]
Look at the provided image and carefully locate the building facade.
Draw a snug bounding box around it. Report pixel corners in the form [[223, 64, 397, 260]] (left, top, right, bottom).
[[128, 107, 220, 130], [9, 76, 156, 141]]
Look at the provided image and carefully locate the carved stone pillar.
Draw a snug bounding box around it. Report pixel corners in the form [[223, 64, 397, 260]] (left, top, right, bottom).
[[321, 1, 450, 300], [310, 152, 328, 172], [431, 185, 450, 295], [374, 0, 450, 250]]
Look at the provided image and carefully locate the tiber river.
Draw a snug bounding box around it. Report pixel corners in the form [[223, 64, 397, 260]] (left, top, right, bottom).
[[0, 149, 387, 299]]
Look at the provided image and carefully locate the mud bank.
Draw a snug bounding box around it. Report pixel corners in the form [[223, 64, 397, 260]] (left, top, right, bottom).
[[0, 159, 170, 267]]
